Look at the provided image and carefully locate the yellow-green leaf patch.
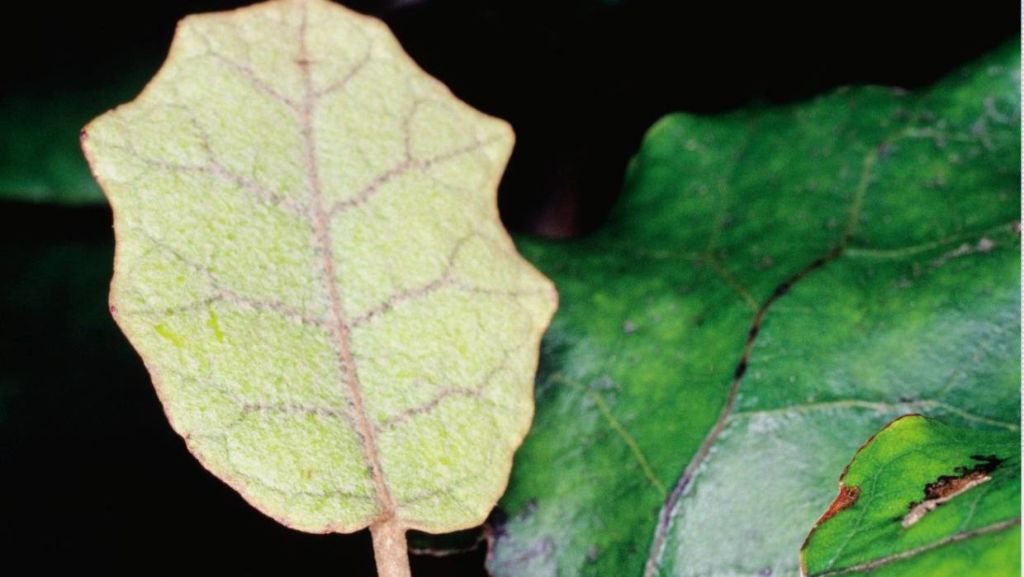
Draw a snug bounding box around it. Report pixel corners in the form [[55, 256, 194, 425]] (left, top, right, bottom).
[[81, 0, 556, 573]]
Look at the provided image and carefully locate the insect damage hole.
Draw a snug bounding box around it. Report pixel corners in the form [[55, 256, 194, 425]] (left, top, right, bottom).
[[901, 455, 1004, 528]]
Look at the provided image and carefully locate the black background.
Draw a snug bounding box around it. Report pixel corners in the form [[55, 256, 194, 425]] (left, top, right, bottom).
[[1, 1, 1019, 575]]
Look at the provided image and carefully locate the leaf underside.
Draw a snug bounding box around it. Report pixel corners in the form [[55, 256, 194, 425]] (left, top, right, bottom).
[[83, 0, 556, 536], [491, 43, 1020, 577], [801, 415, 1020, 577]]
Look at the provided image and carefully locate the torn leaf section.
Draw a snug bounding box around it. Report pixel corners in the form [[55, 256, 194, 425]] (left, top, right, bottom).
[[801, 415, 1020, 577], [902, 455, 1002, 528]]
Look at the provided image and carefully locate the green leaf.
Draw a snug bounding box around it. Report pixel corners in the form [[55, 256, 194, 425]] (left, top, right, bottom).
[[490, 43, 1020, 577], [0, 72, 152, 204], [800, 415, 1020, 576], [80, 0, 556, 573]]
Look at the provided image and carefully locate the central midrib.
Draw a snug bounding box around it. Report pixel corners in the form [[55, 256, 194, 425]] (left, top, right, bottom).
[[296, 4, 396, 521]]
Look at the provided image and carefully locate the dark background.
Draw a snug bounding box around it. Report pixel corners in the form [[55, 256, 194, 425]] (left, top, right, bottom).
[[1, 1, 1018, 575]]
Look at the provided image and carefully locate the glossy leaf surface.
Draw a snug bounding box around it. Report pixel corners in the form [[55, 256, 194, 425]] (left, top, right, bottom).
[[801, 415, 1020, 577], [490, 43, 1020, 577]]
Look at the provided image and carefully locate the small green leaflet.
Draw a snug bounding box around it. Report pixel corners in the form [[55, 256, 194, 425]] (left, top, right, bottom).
[[801, 415, 1020, 577], [0, 70, 155, 204]]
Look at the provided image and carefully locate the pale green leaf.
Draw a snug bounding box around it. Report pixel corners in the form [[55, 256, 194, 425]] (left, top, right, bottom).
[[80, 0, 557, 571]]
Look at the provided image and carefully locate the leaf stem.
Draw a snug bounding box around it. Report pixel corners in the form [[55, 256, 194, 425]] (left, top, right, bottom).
[[371, 519, 411, 577]]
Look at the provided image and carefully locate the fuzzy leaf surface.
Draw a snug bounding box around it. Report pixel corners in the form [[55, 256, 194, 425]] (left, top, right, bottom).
[[83, 0, 556, 535]]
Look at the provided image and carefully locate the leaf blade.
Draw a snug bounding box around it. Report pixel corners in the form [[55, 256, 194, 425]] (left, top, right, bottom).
[[490, 42, 1020, 577], [82, 0, 556, 537]]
